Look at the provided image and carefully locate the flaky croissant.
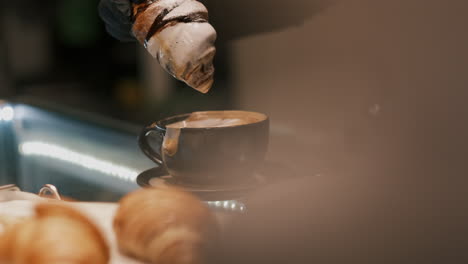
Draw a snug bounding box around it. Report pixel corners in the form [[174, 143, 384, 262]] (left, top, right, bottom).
[[131, 0, 217, 93], [113, 186, 219, 264], [0, 203, 109, 264]]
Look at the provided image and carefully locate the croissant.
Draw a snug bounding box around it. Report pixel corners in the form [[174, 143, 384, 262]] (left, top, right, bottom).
[[0, 202, 109, 264], [131, 0, 217, 93], [113, 186, 219, 264]]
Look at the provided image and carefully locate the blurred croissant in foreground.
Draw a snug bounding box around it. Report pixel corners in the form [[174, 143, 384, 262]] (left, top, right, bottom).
[[0, 203, 109, 264], [113, 186, 220, 264]]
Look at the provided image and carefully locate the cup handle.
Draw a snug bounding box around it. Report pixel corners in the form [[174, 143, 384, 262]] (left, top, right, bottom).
[[138, 122, 165, 166], [38, 184, 62, 200]]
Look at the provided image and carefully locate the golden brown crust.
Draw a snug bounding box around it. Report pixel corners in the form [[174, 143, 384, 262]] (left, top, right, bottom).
[[0, 214, 27, 230], [0, 203, 109, 264], [35, 202, 110, 260], [113, 186, 219, 264]]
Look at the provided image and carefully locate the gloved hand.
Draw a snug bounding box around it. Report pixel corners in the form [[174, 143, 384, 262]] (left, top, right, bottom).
[[98, 0, 144, 42]]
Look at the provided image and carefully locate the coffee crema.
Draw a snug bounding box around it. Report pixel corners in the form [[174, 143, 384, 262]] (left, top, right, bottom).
[[167, 118, 245, 128], [166, 111, 267, 129]]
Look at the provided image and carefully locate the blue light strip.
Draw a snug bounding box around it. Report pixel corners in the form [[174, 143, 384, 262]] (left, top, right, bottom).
[[19, 141, 140, 182]]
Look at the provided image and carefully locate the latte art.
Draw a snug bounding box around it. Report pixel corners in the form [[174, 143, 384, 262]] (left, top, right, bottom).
[[167, 118, 246, 128], [165, 111, 267, 129]]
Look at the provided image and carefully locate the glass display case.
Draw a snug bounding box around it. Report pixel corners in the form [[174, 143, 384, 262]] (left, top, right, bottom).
[[0, 100, 247, 214], [0, 100, 155, 202]]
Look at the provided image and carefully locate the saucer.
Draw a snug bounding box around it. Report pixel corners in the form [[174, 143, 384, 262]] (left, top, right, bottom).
[[136, 166, 267, 201]]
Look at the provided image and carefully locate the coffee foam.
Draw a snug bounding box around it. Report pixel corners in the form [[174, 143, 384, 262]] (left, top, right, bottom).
[[166, 117, 246, 128], [165, 111, 267, 129]]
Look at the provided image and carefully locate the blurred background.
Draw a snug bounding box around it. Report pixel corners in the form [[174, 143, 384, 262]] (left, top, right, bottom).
[[0, 0, 236, 124], [1, 0, 468, 186]]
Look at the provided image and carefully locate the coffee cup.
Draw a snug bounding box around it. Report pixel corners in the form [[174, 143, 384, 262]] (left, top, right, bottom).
[[138, 110, 269, 187]]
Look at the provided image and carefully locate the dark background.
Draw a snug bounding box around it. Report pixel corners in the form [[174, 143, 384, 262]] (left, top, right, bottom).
[[0, 0, 234, 125], [0, 0, 323, 125]]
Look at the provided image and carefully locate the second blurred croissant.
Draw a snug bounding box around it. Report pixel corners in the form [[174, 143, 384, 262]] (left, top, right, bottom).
[[0, 202, 110, 264], [113, 186, 220, 264]]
